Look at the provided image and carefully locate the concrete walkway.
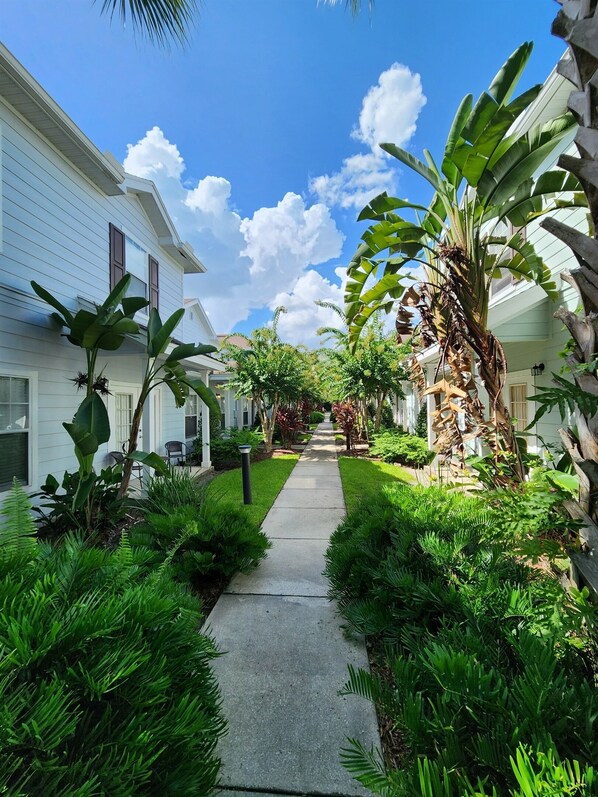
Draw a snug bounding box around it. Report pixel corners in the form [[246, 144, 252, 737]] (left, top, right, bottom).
[[209, 420, 380, 797]]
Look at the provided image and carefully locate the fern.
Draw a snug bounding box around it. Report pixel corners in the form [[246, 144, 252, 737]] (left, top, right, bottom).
[[0, 479, 37, 560]]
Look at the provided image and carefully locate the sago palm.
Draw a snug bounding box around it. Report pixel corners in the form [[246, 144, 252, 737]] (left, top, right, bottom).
[[345, 42, 584, 484]]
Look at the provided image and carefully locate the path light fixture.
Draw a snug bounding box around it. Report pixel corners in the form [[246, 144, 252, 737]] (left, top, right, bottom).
[[531, 363, 545, 377], [239, 444, 252, 505]]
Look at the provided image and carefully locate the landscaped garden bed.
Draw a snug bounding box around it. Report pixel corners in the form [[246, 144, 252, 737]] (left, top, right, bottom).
[[325, 480, 598, 795]]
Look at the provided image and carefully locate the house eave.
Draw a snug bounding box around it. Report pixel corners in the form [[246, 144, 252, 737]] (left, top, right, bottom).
[[124, 174, 206, 273], [0, 43, 124, 196]]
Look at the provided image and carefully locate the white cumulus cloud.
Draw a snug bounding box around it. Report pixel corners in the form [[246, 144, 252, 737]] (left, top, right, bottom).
[[310, 63, 426, 210], [123, 128, 344, 333], [309, 152, 397, 210], [353, 63, 426, 150], [270, 268, 347, 348]]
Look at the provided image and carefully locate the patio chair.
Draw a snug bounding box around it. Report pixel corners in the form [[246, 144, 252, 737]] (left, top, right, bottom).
[[165, 440, 188, 467], [108, 450, 144, 484]]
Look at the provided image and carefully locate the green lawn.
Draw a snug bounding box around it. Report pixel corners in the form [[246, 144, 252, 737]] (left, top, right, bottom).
[[206, 454, 299, 527], [339, 457, 413, 514]]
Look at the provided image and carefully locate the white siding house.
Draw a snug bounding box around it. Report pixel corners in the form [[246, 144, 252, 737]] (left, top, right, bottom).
[[0, 43, 218, 494], [397, 66, 586, 463]]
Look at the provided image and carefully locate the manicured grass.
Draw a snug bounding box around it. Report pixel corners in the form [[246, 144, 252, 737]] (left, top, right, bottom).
[[207, 454, 299, 527], [338, 457, 412, 513]]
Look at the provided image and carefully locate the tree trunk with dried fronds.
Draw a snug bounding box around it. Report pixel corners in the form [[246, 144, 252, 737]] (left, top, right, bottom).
[[543, 0, 598, 591]]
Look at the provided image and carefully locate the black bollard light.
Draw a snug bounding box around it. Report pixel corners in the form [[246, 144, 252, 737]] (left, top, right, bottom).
[[239, 444, 252, 505]]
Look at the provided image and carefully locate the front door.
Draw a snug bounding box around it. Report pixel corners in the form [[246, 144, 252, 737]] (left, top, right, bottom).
[[109, 384, 141, 452]]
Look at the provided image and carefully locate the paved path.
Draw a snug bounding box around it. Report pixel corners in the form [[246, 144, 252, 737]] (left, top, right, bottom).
[[209, 420, 380, 797]]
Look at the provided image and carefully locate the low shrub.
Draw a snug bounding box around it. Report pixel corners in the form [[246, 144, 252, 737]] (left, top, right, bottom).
[[33, 464, 127, 538], [0, 482, 225, 796], [370, 430, 435, 467], [309, 410, 325, 424], [193, 427, 262, 470], [414, 402, 428, 439], [134, 470, 270, 586], [380, 402, 395, 429], [325, 484, 597, 796]]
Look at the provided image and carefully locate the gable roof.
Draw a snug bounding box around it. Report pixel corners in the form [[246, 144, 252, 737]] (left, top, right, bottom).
[[183, 297, 217, 341], [0, 43, 206, 275], [0, 43, 124, 196], [125, 175, 206, 273]]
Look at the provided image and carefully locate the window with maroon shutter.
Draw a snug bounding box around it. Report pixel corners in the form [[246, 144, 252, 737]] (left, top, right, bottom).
[[109, 223, 125, 290], [149, 255, 159, 311]]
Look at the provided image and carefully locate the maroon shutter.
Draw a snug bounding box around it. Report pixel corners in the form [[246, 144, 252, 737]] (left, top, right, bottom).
[[109, 223, 125, 290], [149, 256, 159, 311]]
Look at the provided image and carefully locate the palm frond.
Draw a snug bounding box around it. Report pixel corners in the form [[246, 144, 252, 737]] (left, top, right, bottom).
[[98, 0, 198, 44]]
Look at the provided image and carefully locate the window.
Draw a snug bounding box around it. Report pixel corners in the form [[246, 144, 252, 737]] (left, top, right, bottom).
[[125, 236, 147, 299], [185, 394, 199, 439], [509, 383, 528, 433], [109, 224, 159, 310], [0, 376, 30, 491]]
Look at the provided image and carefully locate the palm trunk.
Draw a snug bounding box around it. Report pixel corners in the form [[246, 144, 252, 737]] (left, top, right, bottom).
[[118, 387, 147, 498]]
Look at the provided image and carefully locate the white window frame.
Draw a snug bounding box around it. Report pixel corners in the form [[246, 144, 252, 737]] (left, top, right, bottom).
[[185, 394, 199, 440], [107, 383, 141, 455], [124, 234, 149, 303], [0, 369, 38, 496]]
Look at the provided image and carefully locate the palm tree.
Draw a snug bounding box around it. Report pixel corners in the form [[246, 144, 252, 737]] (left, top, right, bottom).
[[98, 0, 198, 43], [97, 0, 371, 43], [541, 3, 598, 538], [344, 42, 583, 485]]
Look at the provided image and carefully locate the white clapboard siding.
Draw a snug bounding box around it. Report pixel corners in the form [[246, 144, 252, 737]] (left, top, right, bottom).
[[1, 99, 184, 323], [0, 95, 200, 494]]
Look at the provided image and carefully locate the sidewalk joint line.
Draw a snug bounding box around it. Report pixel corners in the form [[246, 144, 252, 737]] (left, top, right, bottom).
[[219, 784, 358, 797], [222, 592, 329, 600]]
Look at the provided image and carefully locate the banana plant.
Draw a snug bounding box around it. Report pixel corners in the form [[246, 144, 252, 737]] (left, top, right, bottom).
[[118, 307, 220, 496], [345, 42, 586, 485], [32, 275, 148, 517]]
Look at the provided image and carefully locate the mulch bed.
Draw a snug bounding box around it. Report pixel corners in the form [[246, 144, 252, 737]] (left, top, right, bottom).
[[365, 637, 410, 771]]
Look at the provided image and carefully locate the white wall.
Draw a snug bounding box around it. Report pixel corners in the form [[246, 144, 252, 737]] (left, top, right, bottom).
[[0, 97, 192, 492], [0, 97, 185, 321]]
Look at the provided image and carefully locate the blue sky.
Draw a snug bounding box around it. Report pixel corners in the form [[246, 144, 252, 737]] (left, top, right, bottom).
[[1, 0, 564, 344]]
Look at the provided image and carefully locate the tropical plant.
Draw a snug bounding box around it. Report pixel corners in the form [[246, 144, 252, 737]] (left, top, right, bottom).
[[276, 405, 303, 448], [97, 0, 373, 44], [344, 43, 584, 486], [221, 308, 309, 452], [193, 427, 263, 470], [309, 410, 325, 424], [318, 302, 409, 435], [31, 276, 146, 523], [0, 481, 225, 796], [31, 276, 219, 501], [540, 4, 598, 572], [333, 400, 358, 450], [325, 483, 597, 795], [370, 429, 434, 467], [34, 462, 127, 540], [98, 0, 198, 43], [133, 470, 270, 585], [116, 305, 219, 495]]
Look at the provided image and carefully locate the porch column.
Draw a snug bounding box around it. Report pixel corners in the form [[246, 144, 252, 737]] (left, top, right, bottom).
[[201, 370, 212, 469]]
